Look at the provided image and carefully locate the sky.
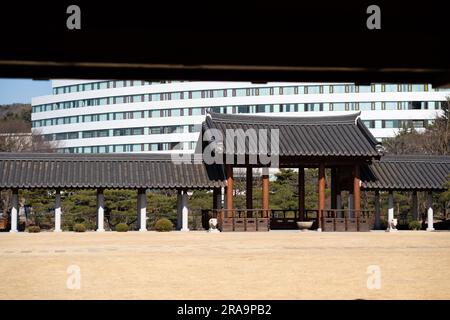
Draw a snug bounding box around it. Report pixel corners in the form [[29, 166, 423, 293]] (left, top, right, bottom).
[[0, 79, 52, 105]]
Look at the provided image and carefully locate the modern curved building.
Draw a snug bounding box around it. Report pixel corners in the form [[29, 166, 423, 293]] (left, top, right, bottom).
[[31, 80, 449, 154]]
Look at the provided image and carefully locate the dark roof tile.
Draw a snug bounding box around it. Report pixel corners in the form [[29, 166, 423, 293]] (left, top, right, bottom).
[[202, 111, 382, 158], [361, 155, 450, 191], [0, 152, 226, 189]]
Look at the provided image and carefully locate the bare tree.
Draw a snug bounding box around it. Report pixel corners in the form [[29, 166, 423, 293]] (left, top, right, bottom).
[[384, 96, 450, 155]]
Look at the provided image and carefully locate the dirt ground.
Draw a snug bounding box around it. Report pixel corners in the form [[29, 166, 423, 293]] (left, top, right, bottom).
[[1, 230, 450, 300]]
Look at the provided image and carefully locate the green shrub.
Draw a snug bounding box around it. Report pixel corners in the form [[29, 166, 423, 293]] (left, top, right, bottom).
[[39, 222, 53, 230], [28, 226, 41, 233], [115, 223, 129, 232], [73, 223, 86, 232], [154, 218, 173, 232], [409, 220, 422, 230]]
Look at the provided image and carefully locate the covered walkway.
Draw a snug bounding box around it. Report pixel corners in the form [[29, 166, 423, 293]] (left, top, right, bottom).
[[0, 152, 225, 232], [362, 155, 450, 231]]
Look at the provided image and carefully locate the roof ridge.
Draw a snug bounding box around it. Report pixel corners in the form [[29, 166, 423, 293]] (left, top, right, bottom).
[[0, 152, 198, 162], [208, 111, 361, 125], [379, 155, 450, 163]]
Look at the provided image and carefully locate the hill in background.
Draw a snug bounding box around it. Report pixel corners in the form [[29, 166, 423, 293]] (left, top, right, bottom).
[[0, 103, 31, 133]]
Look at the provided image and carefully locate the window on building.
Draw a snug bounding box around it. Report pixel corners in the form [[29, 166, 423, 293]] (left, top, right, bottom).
[[68, 132, 79, 139], [358, 85, 371, 93], [359, 102, 371, 111], [150, 127, 161, 134], [385, 84, 397, 92], [307, 86, 320, 94], [411, 84, 424, 92], [385, 102, 397, 110], [332, 85, 346, 94], [363, 120, 375, 128], [237, 105, 249, 113], [412, 120, 424, 128], [333, 103, 345, 111]]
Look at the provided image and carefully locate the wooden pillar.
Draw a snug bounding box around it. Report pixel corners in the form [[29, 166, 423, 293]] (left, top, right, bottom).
[[212, 188, 221, 211], [246, 167, 253, 210], [226, 164, 234, 217], [176, 190, 182, 230], [352, 165, 361, 230], [318, 163, 326, 231], [330, 168, 337, 210], [411, 191, 418, 221], [298, 166, 305, 221], [353, 165, 361, 219], [374, 190, 381, 229], [262, 170, 269, 217]]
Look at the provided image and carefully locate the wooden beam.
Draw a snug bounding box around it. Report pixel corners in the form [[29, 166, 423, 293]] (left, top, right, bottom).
[[262, 171, 269, 217], [318, 163, 326, 230], [298, 166, 305, 220], [226, 164, 233, 217], [246, 167, 253, 210]]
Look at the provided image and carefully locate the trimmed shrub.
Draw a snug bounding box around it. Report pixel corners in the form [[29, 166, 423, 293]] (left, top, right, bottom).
[[73, 223, 86, 232], [409, 220, 422, 230], [115, 223, 129, 232], [154, 218, 173, 232], [39, 222, 53, 230], [28, 226, 41, 233]]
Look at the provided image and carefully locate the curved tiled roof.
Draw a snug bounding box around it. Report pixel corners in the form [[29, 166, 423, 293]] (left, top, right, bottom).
[[361, 155, 450, 191], [202, 111, 383, 158], [0, 152, 225, 189]]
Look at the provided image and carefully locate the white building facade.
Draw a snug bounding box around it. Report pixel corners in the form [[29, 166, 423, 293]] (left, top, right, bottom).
[[31, 80, 450, 154]]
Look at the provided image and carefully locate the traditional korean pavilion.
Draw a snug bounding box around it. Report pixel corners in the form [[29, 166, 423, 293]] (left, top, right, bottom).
[[1, 112, 449, 232]]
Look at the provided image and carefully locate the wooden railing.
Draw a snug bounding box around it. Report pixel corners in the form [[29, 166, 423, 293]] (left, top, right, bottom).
[[321, 209, 375, 232], [202, 209, 270, 232], [201, 208, 375, 232]]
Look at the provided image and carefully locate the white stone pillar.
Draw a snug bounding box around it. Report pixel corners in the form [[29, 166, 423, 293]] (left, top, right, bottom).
[[138, 189, 147, 232], [54, 189, 62, 232], [181, 191, 189, 232], [176, 190, 182, 230], [387, 191, 395, 231], [426, 191, 434, 231], [374, 191, 381, 230], [10, 189, 18, 233], [96, 189, 105, 232], [221, 187, 225, 208], [412, 191, 418, 221]]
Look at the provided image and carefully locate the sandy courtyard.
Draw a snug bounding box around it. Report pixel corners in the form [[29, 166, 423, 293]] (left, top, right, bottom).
[[1, 231, 450, 300]]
